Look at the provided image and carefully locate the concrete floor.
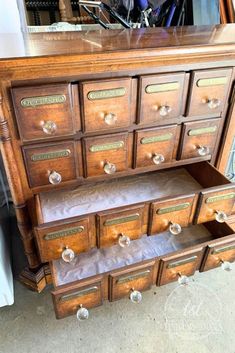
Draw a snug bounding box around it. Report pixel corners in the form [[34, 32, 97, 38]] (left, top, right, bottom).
[[0, 267, 235, 353]]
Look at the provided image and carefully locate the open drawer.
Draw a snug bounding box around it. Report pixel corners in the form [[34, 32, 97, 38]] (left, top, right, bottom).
[[35, 162, 235, 262], [50, 222, 235, 319]]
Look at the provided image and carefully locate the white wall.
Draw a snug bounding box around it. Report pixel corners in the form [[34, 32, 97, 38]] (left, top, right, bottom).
[[0, 0, 26, 33]]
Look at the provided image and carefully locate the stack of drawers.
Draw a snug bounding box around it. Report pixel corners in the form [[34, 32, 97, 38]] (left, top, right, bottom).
[[11, 67, 235, 320]]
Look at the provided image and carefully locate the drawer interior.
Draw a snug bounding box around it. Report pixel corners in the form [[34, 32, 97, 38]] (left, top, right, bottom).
[[51, 222, 232, 287], [38, 162, 232, 224]]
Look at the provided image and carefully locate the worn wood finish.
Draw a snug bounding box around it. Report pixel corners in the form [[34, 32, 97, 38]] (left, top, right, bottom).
[[134, 124, 177, 168], [138, 73, 186, 124], [179, 118, 221, 160], [52, 276, 103, 319], [23, 141, 78, 188], [81, 78, 132, 133], [35, 217, 90, 262], [157, 248, 203, 286], [83, 132, 129, 177], [97, 205, 145, 248], [11, 84, 76, 142], [109, 261, 154, 301], [186, 68, 233, 118], [149, 194, 196, 235]]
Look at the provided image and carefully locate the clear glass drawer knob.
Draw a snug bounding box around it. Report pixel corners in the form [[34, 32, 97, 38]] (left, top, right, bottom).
[[152, 153, 165, 165], [159, 105, 172, 117], [76, 304, 89, 321], [169, 222, 182, 235], [42, 120, 57, 135], [130, 289, 142, 303], [215, 210, 228, 223], [49, 171, 62, 185], [118, 234, 131, 248], [61, 246, 75, 263], [103, 162, 116, 175], [207, 98, 221, 110], [104, 113, 117, 125], [221, 260, 232, 272], [178, 273, 189, 286], [197, 145, 210, 156]]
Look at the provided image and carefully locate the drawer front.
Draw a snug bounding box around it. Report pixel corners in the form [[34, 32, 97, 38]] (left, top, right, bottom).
[[149, 195, 195, 235], [201, 239, 235, 272], [23, 141, 77, 188], [158, 249, 202, 285], [196, 187, 235, 224], [109, 262, 154, 301], [12, 84, 75, 142], [35, 218, 90, 262], [139, 73, 186, 124], [84, 133, 129, 177], [135, 125, 177, 168], [187, 68, 232, 117], [81, 78, 132, 132], [97, 205, 145, 248], [52, 278, 103, 319], [180, 118, 220, 160]]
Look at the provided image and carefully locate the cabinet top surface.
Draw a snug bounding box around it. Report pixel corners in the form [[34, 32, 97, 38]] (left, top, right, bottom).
[[1, 24, 235, 61]]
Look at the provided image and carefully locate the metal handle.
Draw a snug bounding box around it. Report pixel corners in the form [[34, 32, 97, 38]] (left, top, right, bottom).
[[215, 210, 228, 223], [220, 259, 232, 272], [42, 120, 57, 135], [202, 98, 221, 109], [118, 234, 131, 248], [152, 153, 165, 165], [197, 145, 210, 156], [76, 304, 89, 321], [130, 288, 142, 303], [61, 246, 75, 263], [103, 162, 116, 174], [177, 273, 189, 285], [159, 105, 172, 117], [169, 222, 182, 235], [104, 112, 117, 125], [48, 170, 62, 185]]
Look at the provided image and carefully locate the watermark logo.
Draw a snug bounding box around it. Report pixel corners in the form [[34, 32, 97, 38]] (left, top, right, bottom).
[[164, 281, 223, 341]]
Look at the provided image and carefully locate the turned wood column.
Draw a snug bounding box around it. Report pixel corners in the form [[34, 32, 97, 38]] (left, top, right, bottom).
[[59, 0, 73, 22], [0, 94, 40, 269]]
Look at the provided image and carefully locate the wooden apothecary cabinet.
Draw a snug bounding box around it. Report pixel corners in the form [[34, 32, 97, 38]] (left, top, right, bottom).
[[0, 25, 235, 320]]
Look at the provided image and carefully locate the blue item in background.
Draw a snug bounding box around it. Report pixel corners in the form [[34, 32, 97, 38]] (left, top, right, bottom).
[[192, 0, 220, 25]]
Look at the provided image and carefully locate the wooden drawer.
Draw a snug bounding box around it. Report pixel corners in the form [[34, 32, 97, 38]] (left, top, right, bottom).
[[138, 73, 186, 124], [51, 277, 103, 319], [187, 68, 232, 117], [35, 218, 90, 262], [23, 141, 78, 188], [83, 132, 129, 177], [134, 125, 177, 168], [179, 118, 221, 160], [97, 205, 145, 248], [149, 194, 196, 235], [109, 262, 154, 301], [200, 236, 235, 272], [158, 249, 202, 286], [12, 84, 76, 142], [81, 78, 132, 133]]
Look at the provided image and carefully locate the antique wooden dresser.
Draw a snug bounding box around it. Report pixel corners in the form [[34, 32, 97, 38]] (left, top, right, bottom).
[[1, 25, 235, 320]]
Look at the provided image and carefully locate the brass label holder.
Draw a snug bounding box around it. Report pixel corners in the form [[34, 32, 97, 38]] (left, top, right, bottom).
[[212, 244, 235, 254], [188, 126, 217, 136], [157, 202, 190, 215], [89, 141, 124, 152], [44, 226, 85, 240], [104, 213, 140, 226], [145, 82, 179, 94], [196, 77, 227, 87], [167, 256, 198, 269], [140, 133, 173, 145], [206, 192, 235, 204], [31, 149, 71, 161], [87, 87, 126, 100], [21, 94, 66, 107], [60, 286, 98, 301], [116, 270, 151, 284]]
